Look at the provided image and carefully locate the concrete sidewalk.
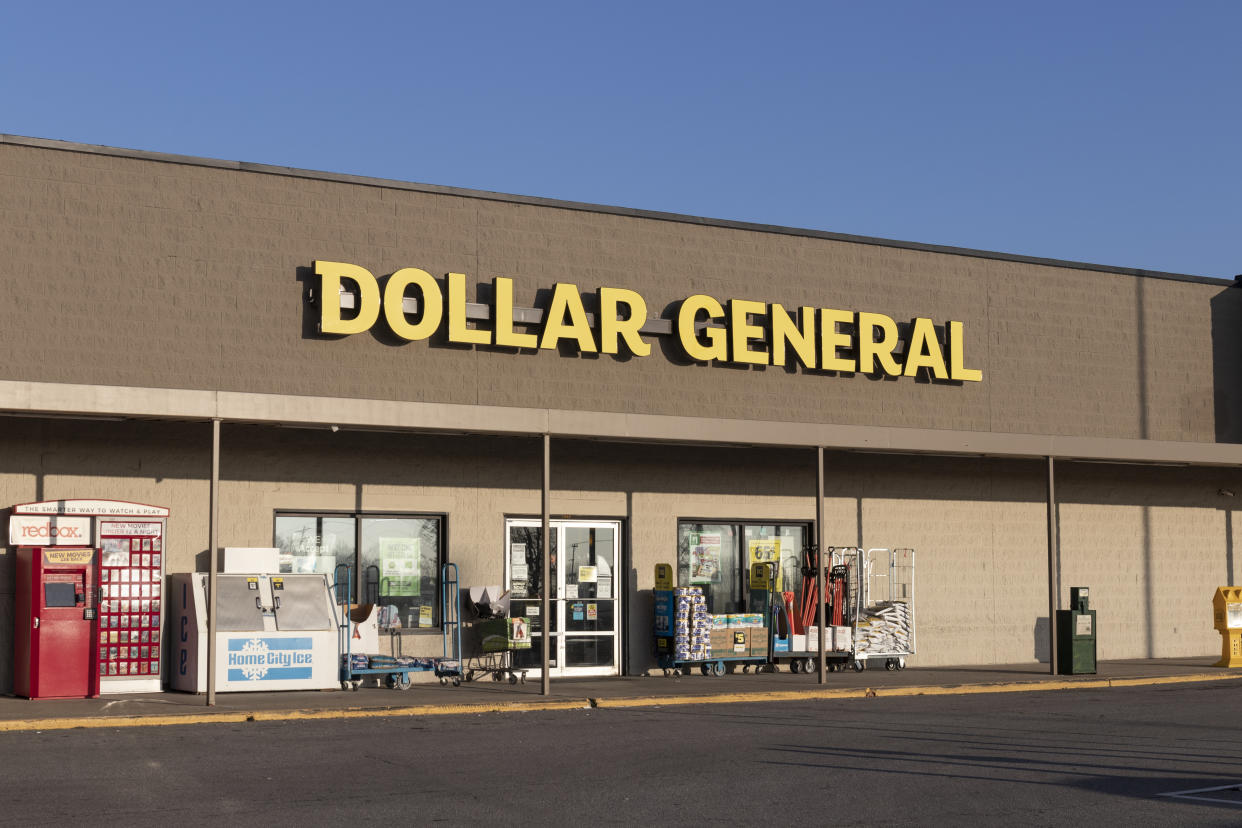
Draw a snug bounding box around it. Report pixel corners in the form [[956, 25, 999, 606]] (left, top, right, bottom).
[[2, 657, 1238, 731]]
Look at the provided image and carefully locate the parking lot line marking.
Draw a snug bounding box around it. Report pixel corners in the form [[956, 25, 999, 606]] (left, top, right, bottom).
[[1158, 783, 1242, 806]]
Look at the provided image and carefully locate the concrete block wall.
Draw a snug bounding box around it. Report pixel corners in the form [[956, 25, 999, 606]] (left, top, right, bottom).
[[3, 141, 1240, 444], [3, 422, 1239, 693], [1057, 463, 1238, 660], [0, 418, 213, 693]]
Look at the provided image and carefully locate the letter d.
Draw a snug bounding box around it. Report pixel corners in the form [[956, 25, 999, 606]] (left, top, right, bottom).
[[315, 261, 380, 335]]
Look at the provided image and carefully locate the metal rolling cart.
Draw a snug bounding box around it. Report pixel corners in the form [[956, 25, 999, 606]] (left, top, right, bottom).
[[465, 616, 531, 684], [769, 547, 862, 675], [460, 584, 531, 684], [849, 547, 916, 672], [335, 563, 463, 690], [653, 581, 768, 678], [656, 642, 768, 678]]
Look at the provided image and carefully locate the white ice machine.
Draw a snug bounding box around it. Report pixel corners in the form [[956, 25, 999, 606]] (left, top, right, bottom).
[[170, 572, 339, 692]]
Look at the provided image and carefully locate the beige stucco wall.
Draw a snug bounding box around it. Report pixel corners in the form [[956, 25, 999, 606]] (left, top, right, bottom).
[[2, 420, 1236, 692], [2, 140, 1239, 445]]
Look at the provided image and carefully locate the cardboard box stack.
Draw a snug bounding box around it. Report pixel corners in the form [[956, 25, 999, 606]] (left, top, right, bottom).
[[727, 613, 767, 657], [795, 624, 854, 653]]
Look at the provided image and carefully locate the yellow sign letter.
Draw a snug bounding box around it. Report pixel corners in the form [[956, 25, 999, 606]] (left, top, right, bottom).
[[902, 317, 949, 379], [539, 283, 598, 352], [599, 287, 651, 357], [447, 272, 492, 345], [383, 268, 443, 341], [818, 308, 856, 372], [947, 320, 983, 382], [316, 260, 380, 335], [493, 277, 538, 349], [677, 295, 727, 362], [728, 299, 769, 365], [770, 304, 817, 369], [857, 312, 903, 377]]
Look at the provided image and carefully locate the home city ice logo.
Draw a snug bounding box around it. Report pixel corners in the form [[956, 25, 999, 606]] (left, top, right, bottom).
[[226, 637, 314, 682]]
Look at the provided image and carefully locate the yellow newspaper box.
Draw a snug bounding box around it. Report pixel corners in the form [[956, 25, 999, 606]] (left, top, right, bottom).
[[1212, 586, 1242, 668]]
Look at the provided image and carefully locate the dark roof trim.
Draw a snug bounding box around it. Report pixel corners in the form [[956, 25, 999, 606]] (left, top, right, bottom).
[[2, 133, 1230, 288]]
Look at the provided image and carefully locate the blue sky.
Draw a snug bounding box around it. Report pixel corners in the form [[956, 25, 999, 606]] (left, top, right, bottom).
[[3, 2, 1238, 277]]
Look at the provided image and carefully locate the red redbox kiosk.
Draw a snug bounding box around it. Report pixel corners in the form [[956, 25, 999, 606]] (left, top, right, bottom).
[[14, 547, 101, 699], [10, 499, 169, 696]]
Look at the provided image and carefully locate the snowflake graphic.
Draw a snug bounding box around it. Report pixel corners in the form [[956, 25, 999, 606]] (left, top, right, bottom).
[[240, 638, 270, 680]]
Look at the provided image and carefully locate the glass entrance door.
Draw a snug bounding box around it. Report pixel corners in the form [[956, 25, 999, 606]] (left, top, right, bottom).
[[505, 519, 621, 677]]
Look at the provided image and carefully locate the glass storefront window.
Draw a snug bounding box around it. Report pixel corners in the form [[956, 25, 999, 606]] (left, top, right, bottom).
[[678, 521, 808, 613], [360, 516, 441, 630], [776, 525, 806, 596], [275, 512, 444, 632], [564, 526, 613, 601], [275, 515, 356, 576], [677, 523, 740, 613], [508, 525, 556, 600]]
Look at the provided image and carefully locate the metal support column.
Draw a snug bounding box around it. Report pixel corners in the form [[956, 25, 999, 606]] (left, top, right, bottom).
[[541, 433, 551, 696], [816, 446, 827, 684], [206, 418, 221, 706], [1046, 455, 1059, 675]]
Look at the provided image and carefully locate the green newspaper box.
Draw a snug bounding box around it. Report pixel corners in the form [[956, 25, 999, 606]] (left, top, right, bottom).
[[1055, 587, 1097, 675]]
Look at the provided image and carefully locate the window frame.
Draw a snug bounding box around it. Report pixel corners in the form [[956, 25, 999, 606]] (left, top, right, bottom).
[[272, 509, 448, 634]]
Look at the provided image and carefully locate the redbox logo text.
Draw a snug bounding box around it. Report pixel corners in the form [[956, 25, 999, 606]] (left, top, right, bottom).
[[21, 525, 83, 538]]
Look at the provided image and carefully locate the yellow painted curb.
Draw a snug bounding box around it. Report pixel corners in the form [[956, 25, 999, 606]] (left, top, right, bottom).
[[592, 672, 1242, 709], [247, 698, 591, 722], [1105, 673, 1238, 688], [1, 672, 1237, 731], [594, 687, 873, 708], [0, 698, 592, 733]]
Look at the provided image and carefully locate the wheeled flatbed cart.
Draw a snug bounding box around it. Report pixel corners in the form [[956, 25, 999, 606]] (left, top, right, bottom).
[[656, 653, 768, 677], [772, 547, 863, 674], [335, 563, 463, 690], [769, 650, 856, 674]]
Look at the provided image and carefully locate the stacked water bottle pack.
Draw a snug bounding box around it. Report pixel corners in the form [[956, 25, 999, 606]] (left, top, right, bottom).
[[673, 586, 711, 661]]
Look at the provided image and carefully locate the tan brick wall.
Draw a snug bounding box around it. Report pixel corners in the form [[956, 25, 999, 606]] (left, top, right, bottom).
[[3, 142, 1239, 443], [1056, 463, 1236, 660], [0, 418, 212, 693], [1, 139, 1239, 690], [1, 420, 1237, 692]]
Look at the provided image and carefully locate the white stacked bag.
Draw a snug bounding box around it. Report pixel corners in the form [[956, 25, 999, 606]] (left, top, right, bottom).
[[855, 600, 912, 655]]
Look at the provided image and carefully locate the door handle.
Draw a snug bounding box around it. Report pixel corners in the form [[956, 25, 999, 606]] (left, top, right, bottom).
[[274, 597, 281, 610], [33, 617, 39, 629], [255, 597, 263, 610]]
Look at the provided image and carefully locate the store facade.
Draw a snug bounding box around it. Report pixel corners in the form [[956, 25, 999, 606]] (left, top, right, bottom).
[[1, 134, 1239, 692]]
